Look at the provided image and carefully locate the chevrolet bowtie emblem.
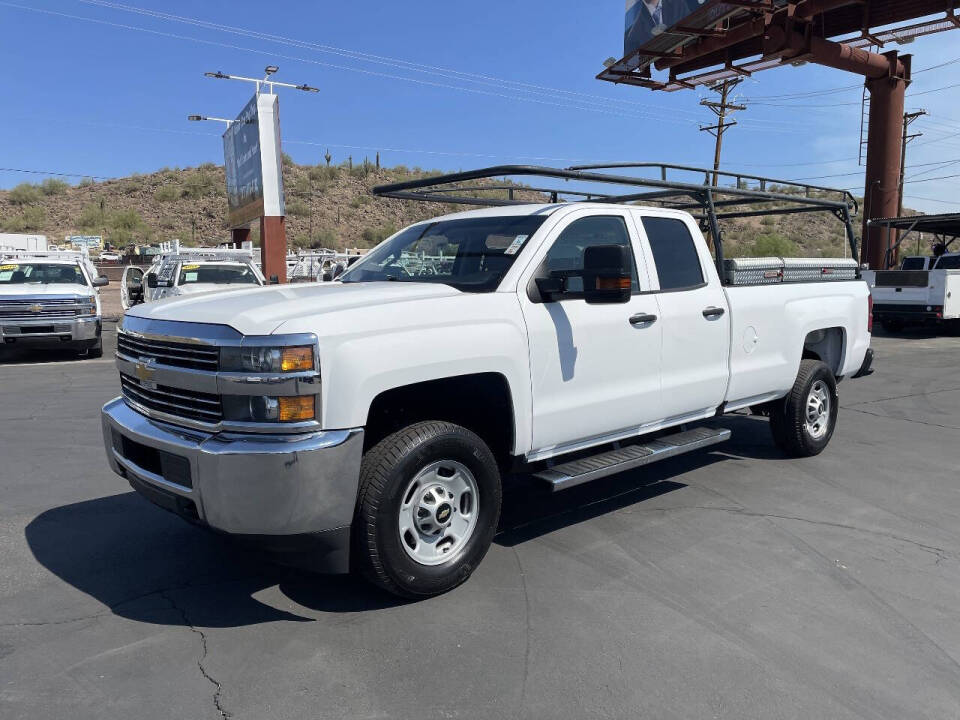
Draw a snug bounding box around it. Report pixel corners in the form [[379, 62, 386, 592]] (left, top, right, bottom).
[[134, 357, 157, 388], [28, 304, 43, 313]]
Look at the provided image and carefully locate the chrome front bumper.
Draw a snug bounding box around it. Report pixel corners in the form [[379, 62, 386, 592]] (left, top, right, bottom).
[[0, 316, 100, 343], [102, 397, 364, 541]]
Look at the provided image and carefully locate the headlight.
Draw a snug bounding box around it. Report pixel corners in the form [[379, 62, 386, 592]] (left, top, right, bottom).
[[223, 344, 315, 373], [223, 395, 316, 423], [81, 297, 97, 316]]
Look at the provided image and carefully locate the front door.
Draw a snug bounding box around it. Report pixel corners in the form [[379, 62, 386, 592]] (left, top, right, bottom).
[[520, 211, 663, 455], [120, 266, 144, 310]]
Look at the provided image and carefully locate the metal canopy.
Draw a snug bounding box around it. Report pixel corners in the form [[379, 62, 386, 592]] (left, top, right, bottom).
[[867, 213, 960, 267], [600, 0, 960, 91], [371, 163, 861, 271]]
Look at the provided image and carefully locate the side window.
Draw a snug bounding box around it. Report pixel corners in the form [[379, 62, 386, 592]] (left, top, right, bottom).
[[542, 216, 640, 295], [642, 217, 705, 291]]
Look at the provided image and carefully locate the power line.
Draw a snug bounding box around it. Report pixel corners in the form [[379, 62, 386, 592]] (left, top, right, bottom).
[[77, 0, 710, 119], [0, 167, 111, 179], [0, 2, 702, 127]]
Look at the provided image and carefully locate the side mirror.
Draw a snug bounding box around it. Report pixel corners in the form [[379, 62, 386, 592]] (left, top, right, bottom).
[[582, 245, 632, 304], [92, 275, 109, 287], [146, 272, 158, 288]]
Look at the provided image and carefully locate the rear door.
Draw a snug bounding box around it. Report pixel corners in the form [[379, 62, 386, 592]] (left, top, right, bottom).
[[633, 212, 730, 421], [120, 266, 144, 310], [519, 209, 663, 454]]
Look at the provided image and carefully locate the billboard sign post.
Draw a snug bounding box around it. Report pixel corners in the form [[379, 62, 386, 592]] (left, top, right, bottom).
[[201, 66, 316, 283]]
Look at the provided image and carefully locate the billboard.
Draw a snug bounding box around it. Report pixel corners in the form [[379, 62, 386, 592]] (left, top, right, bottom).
[[223, 93, 286, 228], [624, 0, 704, 58], [67, 235, 102, 250]]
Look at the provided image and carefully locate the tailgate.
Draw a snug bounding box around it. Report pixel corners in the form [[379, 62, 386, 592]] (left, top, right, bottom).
[[872, 270, 932, 306]]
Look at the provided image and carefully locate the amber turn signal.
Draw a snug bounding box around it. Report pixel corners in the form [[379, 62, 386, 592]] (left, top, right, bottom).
[[280, 346, 314, 372], [278, 395, 316, 422], [596, 276, 631, 290]]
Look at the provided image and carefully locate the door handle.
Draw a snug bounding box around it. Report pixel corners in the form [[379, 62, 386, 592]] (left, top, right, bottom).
[[702, 307, 726, 319], [629, 313, 658, 326]]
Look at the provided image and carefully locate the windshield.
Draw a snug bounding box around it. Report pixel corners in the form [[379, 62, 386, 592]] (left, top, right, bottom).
[[0, 262, 87, 286], [935, 255, 960, 270], [340, 215, 549, 292], [177, 263, 260, 285]]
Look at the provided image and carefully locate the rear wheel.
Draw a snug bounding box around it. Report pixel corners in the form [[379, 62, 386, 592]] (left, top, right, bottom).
[[769, 359, 839, 457], [352, 421, 502, 598]]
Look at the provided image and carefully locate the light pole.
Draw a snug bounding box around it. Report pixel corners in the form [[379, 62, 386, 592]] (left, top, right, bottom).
[[203, 65, 319, 96], [187, 114, 235, 127]]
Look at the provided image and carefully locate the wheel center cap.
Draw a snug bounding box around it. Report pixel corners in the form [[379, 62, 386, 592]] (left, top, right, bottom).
[[435, 503, 452, 525]]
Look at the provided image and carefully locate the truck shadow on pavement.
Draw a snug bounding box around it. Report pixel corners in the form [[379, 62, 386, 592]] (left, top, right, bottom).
[[24, 416, 779, 621]]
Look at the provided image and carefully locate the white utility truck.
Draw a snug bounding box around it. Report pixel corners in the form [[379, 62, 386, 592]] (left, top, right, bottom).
[[865, 251, 960, 331], [101, 164, 873, 598], [120, 245, 266, 310], [0, 249, 108, 357]]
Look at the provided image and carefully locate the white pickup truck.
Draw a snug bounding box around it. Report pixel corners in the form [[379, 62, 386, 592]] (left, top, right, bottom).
[[1, 250, 109, 357], [102, 168, 873, 598]]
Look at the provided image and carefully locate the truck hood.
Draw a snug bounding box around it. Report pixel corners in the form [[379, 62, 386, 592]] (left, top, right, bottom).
[[173, 283, 263, 296], [0, 284, 92, 298], [127, 281, 462, 335]]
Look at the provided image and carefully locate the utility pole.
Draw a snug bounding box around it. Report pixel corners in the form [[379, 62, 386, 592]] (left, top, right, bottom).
[[889, 109, 926, 268], [897, 110, 926, 219], [699, 79, 746, 187]]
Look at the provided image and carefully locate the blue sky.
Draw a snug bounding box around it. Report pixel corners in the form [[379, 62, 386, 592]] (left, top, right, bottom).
[[2, 0, 958, 213]]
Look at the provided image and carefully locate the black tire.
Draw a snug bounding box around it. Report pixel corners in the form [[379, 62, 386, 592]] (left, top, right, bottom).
[[77, 338, 103, 359], [769, 359, 839, 458], [352, 421, 502, 598]]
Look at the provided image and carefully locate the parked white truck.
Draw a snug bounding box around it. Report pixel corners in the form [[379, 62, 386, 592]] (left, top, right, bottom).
[[120, 246, 266, 310], [101, 165, 873, 598], [864, 252, 960, 331], [1, 250, 109, 357]]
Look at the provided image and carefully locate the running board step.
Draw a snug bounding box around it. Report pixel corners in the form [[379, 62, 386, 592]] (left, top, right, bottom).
[[533, 426, 731, 492]]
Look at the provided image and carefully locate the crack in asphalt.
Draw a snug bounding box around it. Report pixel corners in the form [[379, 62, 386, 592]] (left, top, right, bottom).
[[616, 505, 951, 563], [844, 384, 960, 407], [160, 589, 232, 720], [841, 405, 960, 431]]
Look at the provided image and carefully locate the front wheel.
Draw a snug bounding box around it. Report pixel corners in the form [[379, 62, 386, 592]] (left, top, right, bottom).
[[352, 421, 502, 598], [769, 359, 839, 457]]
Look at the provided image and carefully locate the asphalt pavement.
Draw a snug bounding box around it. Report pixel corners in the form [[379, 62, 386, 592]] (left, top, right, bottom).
[[2, 326, 960, 719]]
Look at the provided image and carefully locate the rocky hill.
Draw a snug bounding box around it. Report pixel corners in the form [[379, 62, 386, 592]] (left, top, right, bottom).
[[0, 159, 877, 258]]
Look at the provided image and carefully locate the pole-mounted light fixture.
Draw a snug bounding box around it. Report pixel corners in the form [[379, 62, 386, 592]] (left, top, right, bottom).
[[202, 66, 319, 95]]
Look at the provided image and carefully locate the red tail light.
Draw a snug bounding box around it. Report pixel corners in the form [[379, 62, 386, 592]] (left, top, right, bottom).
[[867, 294, 874, 333]]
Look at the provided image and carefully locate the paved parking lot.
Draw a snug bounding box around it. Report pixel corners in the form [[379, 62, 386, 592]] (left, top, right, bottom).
[[2, 327, 960, 719]]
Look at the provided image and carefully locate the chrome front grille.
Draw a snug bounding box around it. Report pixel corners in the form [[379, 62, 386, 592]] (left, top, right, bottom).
[[0, 297, 88, 321], [117, 331, 220, 371], [120, 373, 223, 424]]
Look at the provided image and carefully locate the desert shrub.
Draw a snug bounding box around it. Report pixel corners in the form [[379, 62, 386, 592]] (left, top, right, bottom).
[[78, 177, 96, 187], [76, 203, 105, 231], [309, 165, 338, 183], [197, 162, 218, 172], [1, 205, 46, 232], [362, 224, 396, 246], [282, 152, 295, 168], [311, 228, 338, 247], [746, 233, 797, 257], [182, 173, 217, 199], [286, 201, 311, 217], [8, 183, 42, 205], [40, 178, 69, 196], [153, 185, 181, 202], [291, 175, 312, 196], [110, 208, 146, 231]]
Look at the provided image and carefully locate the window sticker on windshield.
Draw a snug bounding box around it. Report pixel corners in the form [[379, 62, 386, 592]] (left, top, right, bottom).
[[182, 264, 200, 271], [0, 264, 18, 271], [184, 272, 198, 282], [504, 235, 529, 256]]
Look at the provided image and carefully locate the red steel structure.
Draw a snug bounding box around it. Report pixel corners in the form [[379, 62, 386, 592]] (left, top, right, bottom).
[[600, 0, 959, 269]]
